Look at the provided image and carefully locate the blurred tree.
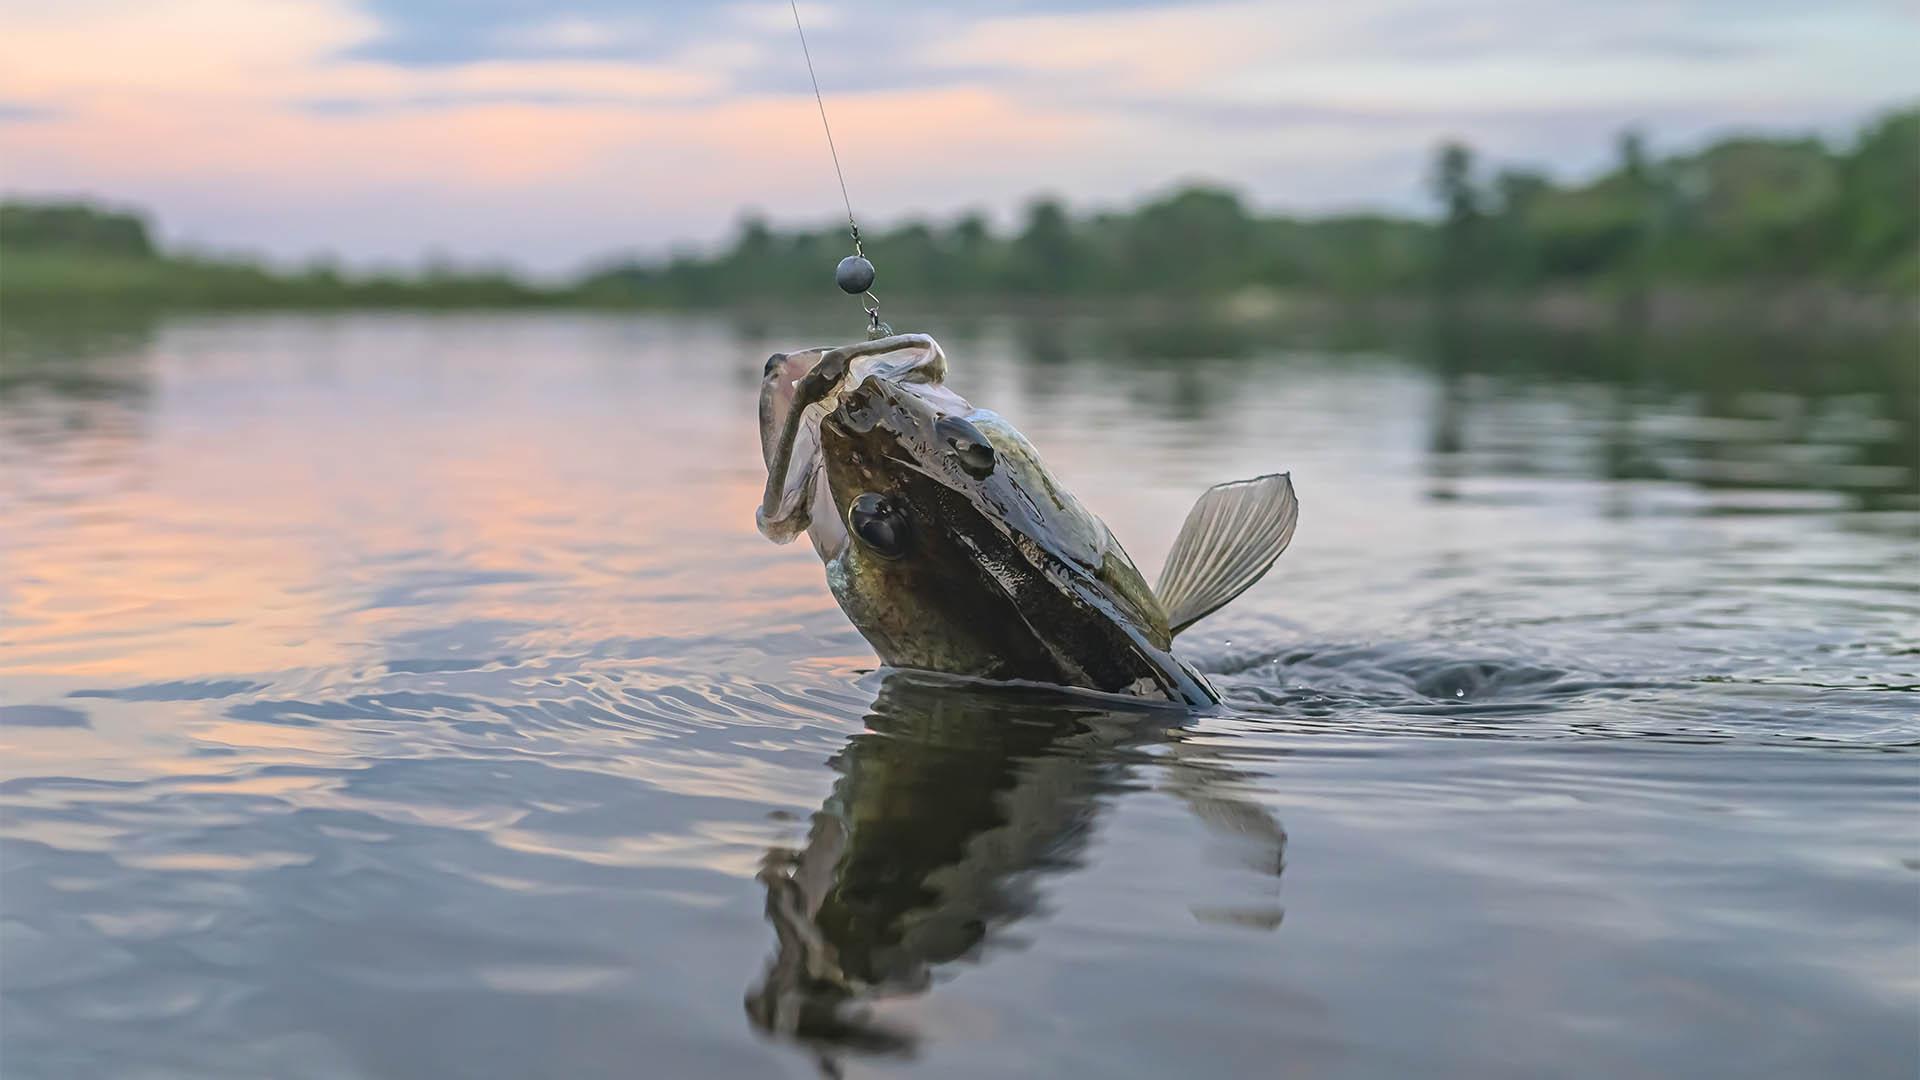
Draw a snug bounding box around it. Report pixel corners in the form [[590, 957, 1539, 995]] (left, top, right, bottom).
[[946, 212, 995, 292], [1430, 141, 1487, 287], [1490, 168, 1552, 283], [1121, 186, 1254, 294], [1614, 127, 1658, 289], [1, 203, 155, 257], [1831, 107, 1919, 286], [1009, 198, 1084, 293], [1617, 129, 1651, 188], [738, 214, 775, 258]]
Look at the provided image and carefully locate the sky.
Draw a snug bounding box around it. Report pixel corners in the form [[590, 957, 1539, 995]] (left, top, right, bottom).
[[1, 0, 1915, 273]]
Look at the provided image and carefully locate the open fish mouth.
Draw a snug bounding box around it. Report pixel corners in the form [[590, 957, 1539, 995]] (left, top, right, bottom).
[[755, 347, 840, 548], [757, 350, 825, 470], [756, 336, 956, 548]]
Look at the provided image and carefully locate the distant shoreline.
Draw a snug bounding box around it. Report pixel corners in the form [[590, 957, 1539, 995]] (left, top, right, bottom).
[[5, 102, 1913, 333], [1216, 283, 1919, 336], [6, 280, 1912, 339]]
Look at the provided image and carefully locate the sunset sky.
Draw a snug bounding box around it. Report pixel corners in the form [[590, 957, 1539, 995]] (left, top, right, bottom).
[[2, 0, 1914, 272]]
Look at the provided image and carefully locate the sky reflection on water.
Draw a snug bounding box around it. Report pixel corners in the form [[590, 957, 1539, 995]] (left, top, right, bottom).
[[1, 309, 1915, 1079]]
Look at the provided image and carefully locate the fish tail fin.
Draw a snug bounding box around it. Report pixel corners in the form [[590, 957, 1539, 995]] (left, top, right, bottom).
[[1155, 473, 1298, 638]]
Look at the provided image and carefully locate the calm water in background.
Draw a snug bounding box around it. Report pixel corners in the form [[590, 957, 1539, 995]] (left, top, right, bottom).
[[1, 308, 1915, 1079]]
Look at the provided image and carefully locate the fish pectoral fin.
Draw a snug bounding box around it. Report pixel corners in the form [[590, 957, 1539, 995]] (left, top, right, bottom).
[[1155, 473, 1297, 638]]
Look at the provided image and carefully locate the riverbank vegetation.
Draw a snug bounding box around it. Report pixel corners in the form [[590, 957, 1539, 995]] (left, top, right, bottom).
[[4, 106, 1912, 315]]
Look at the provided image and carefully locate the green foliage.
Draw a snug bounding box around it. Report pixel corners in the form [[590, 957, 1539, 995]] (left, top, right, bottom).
[[1, 223, 559, 309], [1831, 109, 1920, 285], [2, 202, 155, 258], [581, 184, 1432, 304], [588, 104, 1914, 305], [1444, 105, 1917, 289], [1429, 141, 1486, 286], [0, 249, 558, 309], [3, 104, 1912, 309]]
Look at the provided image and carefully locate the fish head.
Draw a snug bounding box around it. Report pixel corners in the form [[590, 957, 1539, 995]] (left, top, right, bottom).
[[757, 339, 954, 560], [807, 360, 1208, 701]]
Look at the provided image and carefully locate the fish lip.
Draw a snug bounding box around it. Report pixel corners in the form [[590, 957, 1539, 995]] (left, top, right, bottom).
[[758, 350, 826, 470]]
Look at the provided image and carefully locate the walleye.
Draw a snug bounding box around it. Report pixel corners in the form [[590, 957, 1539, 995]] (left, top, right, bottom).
[[756, 334, 1296, 706]]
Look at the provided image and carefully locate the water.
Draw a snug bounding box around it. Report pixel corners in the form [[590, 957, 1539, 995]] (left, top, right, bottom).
[[1, 308, 1915, 1079]]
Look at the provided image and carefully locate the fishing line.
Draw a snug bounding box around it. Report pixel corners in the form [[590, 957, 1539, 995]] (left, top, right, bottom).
[[787, 0, 889, 335], [789, 0, 855, 242]]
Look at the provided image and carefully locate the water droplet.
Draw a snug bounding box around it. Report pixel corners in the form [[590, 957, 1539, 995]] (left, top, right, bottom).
[[1454, 688, 1466, 698]]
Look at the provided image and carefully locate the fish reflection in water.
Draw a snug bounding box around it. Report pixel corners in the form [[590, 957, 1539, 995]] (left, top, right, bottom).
[[746, 672, 1288, 1060]]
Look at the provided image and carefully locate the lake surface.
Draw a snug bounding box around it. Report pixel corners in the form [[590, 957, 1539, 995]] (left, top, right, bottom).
[[2, 308, 1915, 1079]]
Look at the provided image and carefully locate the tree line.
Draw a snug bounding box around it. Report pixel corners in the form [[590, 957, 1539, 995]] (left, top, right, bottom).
[[586, 105, 1916, 303], [3, 104, 1912, 309]]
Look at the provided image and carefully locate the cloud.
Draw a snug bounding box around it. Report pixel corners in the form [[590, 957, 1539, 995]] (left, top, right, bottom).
[[0, 0, 378, 99], [289, 92, 638, 115], [339, 1, 1211, 66], [0, 704, 91, 728], [505, 15, 636, 52], [0, 101, 61, 123]]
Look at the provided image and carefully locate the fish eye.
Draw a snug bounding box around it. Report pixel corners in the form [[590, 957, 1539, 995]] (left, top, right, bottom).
[[763, 352, 786, 377], [849, 493, 911, 559], [935, 415, 995, 477]]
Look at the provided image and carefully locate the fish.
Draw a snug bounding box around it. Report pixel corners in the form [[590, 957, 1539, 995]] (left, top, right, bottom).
[[755, 333, 1297, 706]]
